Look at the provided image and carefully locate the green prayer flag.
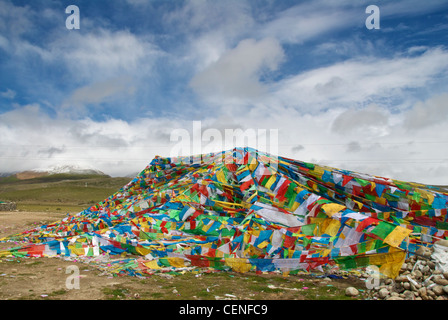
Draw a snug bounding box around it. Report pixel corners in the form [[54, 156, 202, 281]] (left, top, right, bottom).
[[301, 223, 316, 236], [370, 221, 396, 239]]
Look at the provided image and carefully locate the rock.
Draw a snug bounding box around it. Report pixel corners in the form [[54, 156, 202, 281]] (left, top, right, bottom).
[[390, 292, 400, 297], [392, 282, 403, 293], [395, 275, 409, 282], [416, 246, 432, 258], [386, 296, 403, 300], [413, 270, 423, 279], [443, 272, 448, 280], [418, 287, 427, 297], [427, 289, 436, 298], [425, 279, 435, 287], [403, 290, 415, 300], [403, 282, 411, 290], [436, 296, 446, 300], [435, 239, 448, 248], [345, 287, 359, 297], [410, 282, 421, 291], [427, 261, 436, 270], [432, 285, 445, 296], [422, 265, 431, 274], [378, 288, 389, 299], [433, 276, 448, 286], [443, 285, 448, 295]]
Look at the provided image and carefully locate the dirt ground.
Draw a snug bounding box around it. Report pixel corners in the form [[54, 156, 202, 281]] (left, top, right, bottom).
[[0, 211, 368, 301], [0, 211, 133, 300]]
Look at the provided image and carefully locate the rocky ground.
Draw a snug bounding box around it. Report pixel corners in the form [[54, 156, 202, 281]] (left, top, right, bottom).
[[362, 241, 448, 300], [0, 202, 16, 211]]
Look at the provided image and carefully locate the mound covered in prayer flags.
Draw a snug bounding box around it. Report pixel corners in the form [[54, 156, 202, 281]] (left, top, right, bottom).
[[1, 148, 447, 279]]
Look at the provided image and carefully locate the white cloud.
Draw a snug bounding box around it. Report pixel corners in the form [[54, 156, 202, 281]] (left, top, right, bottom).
[[190, 38, 284, 102], [0, 1, 34, 38], [0, 104, 184, 176], [59, 77, 136, 118], [68, 78, 135, 105], [0, 88, 16, 99], [269, 47, 448, 112], [259, 4, 359, 44], [380, 0, 448, 17], [181, 92, 448, 185], [403, 93, 448, 130], [165, 0, 253, 38], [2, 95, 448, 185], [54, 29, 161, 83], [331, 104, 390, 136], [167, 0, 256, 76]]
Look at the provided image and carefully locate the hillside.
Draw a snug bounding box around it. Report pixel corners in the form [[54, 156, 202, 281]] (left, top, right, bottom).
[[0, 173, 131, 213]]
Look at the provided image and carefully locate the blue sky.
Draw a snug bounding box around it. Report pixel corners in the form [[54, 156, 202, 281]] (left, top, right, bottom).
[[1, 0, 448, 184]]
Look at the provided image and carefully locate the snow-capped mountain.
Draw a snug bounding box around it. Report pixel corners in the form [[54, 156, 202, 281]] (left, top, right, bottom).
[[31, 164, 106, 176]]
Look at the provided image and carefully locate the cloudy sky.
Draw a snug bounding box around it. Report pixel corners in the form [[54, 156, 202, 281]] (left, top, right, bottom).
[[0, 0, 448, 184]]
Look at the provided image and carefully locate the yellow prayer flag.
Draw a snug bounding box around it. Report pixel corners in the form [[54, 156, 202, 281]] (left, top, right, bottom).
[[216, 170, 227, 183], [321, 249, 331, 257], [325, 219, 341, 237], [419, 190, 435, 204], [290, 201, 300, 212], [71, 248, 85, 256], [379, 250, 407, 279], [383, 226, 412, 248], [224, 258, 252, 273], [310, 166, 324, 177], [243, 232, 251, 244], [136, 246, 152, 256], [0, 250, 10, 257], [257, 241, 269, 249], [248, 159, 258, 172], [321, 203, 346, 217], [144, 259, 162, 269], [167, 257, 185, 268], [265, 175, 277, 190]]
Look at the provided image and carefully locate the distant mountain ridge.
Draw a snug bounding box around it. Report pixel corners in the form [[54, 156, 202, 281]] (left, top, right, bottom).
[[31, 164, 106, 176], [2, 165, 107, 181]]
